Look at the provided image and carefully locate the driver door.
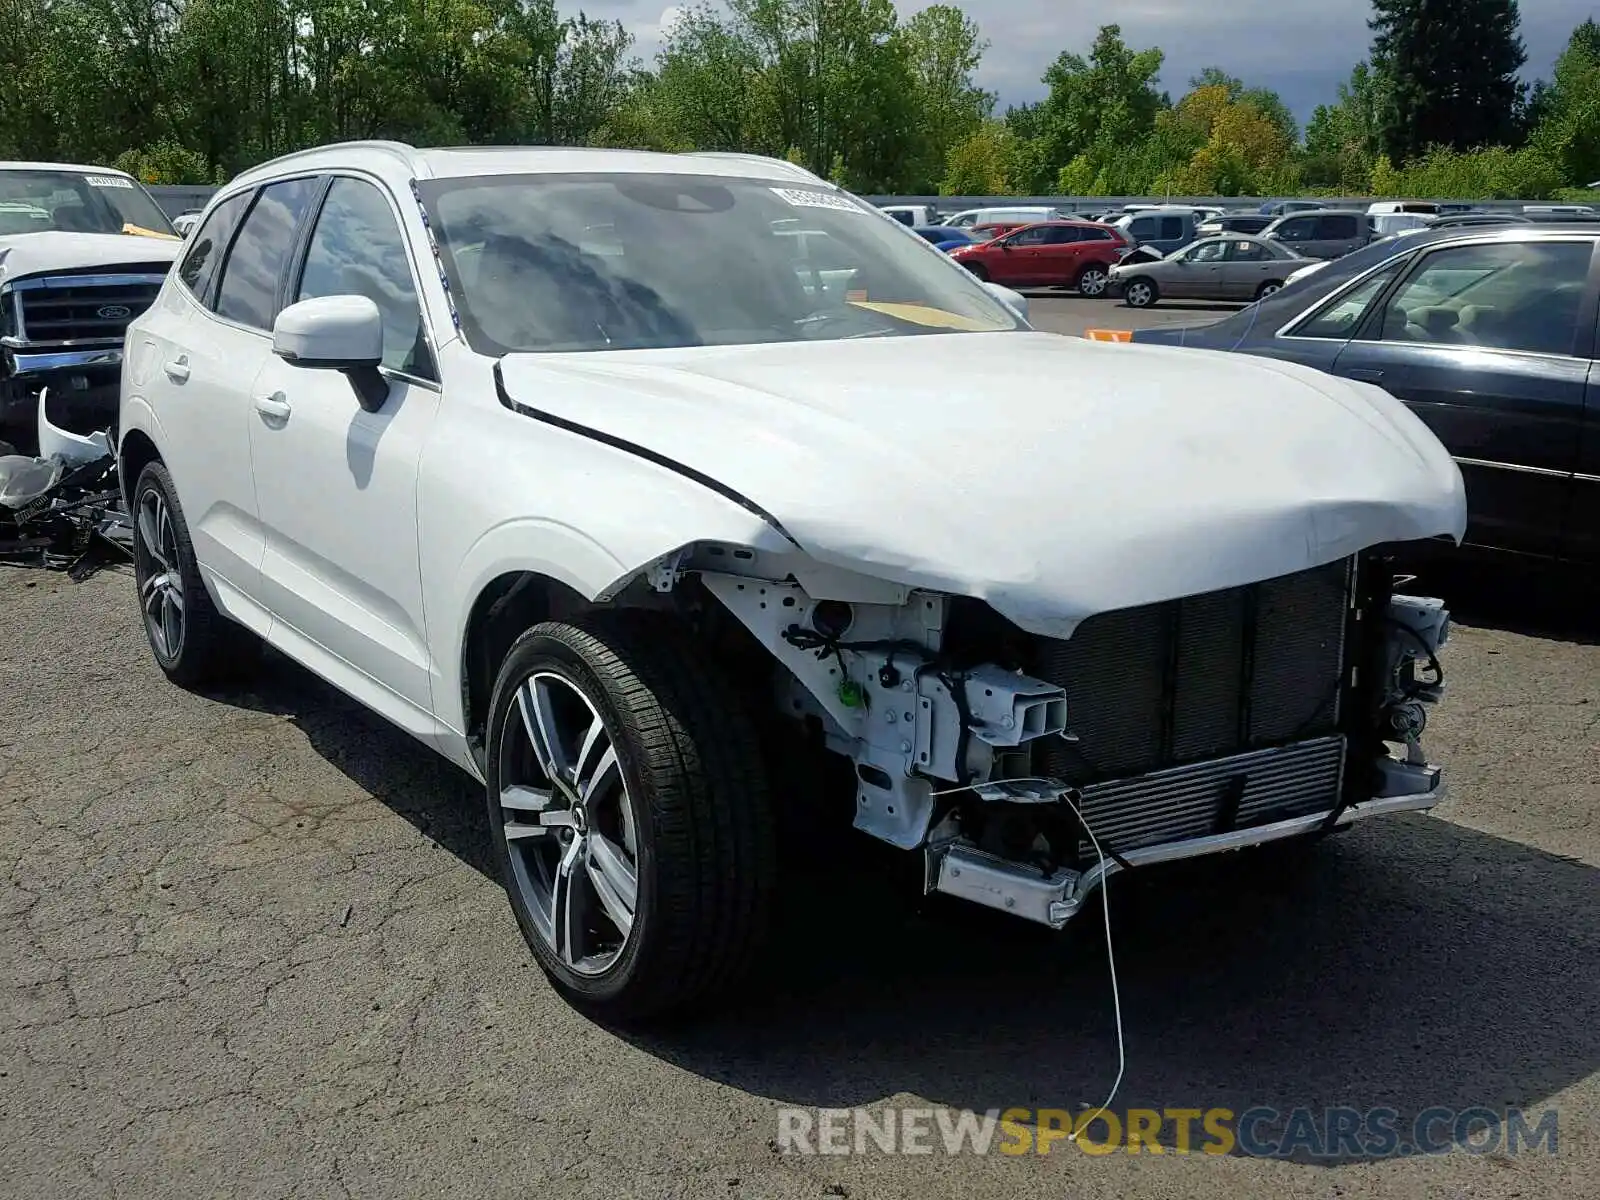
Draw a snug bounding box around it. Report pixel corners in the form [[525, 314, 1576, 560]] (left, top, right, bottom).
[[989, 225, 1051, 285], [247, 175, 443, 713], [1165, 240, 1225, 298]]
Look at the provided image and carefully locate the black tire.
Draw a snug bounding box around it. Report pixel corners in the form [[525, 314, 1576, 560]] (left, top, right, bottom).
[[1075, 263, 1110, 298], [130, 461, 257, 688], [484, 612, 776, 1023], [1123, 277, 1158, 308], [1255, 279, 1284, 300], [963, 261, 990, 281]]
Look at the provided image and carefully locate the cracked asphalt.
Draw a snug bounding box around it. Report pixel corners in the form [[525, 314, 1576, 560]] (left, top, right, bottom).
[[4, 549, 1598, 1196]]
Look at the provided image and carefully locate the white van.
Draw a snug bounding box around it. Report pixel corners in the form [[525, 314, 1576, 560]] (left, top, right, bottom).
[[940, 205, 1058, 228], [1367, 200, 1440, 216], [878, 204, 939, 226]]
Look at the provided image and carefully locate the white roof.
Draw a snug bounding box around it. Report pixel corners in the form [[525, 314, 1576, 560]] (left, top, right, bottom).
[[0, 160, 139, 179], [228, 141, 831, 191]]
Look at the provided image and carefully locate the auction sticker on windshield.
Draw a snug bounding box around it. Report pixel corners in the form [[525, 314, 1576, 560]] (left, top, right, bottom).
[[86, 175, 134, 188], [771, 187, 862, 213]]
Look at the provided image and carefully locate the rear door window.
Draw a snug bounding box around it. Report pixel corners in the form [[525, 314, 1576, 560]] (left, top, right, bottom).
[[213, 177, 322, 331], [176, 191, 252, 309], [1040, 226, 1081, 244], [1291, 262, 1406, 339], [1128, 217, 1156, 239], [1159, 217, 1184, 240]]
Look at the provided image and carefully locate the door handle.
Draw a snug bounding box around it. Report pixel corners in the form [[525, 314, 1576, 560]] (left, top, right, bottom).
[[1345, 368, 1385, 381], [253, 391, 291, 420], [163, 355, 190, 382]]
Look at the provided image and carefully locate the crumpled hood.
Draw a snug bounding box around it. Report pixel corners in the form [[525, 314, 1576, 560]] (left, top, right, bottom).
[[0, 231, 180, 286], [498, 331, 1466, 637]]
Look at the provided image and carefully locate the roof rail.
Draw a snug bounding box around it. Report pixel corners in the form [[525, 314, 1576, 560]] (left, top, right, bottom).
[[243, 139, 420, 176], [683, 152, 827, 184]]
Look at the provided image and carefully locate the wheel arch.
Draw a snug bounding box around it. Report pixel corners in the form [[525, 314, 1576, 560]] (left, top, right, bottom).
[[118, 427, 163, 511]]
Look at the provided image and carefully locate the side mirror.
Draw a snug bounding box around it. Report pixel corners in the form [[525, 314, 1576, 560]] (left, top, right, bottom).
[[272, 295, 389, 412], [982, 281, 1029, 323]]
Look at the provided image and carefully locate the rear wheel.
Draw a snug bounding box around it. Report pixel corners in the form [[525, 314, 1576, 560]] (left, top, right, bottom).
[[1076, 264, 1110, 298], [1124, 278, 1158, 308], [484, 612, 776, 1023], [1256, 279, 1284, 300], [131, 461, 257, 688]]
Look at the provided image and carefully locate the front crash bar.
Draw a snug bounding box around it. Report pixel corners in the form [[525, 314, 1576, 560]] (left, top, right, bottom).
[[928, 785, 1445, 930]]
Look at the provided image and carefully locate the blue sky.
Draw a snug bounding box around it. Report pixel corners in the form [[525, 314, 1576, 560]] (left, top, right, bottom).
[[616, 1, 1598, 127]]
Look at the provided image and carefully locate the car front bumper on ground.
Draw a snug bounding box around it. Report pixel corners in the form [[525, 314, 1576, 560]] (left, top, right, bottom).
[[928, 779, 1445, 929]]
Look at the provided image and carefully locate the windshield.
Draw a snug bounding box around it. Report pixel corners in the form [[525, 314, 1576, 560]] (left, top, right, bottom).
[[416, 173, 1021, 354], [0, 169, 177, 237]]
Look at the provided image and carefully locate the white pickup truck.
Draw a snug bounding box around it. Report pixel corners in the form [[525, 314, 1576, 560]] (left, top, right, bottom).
[[0, 161, 181, 454]]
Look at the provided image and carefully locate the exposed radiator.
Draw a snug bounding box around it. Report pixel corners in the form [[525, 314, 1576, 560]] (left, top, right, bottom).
[[1071, 734, 1346, 857], [1030, 556, 1354, 788]]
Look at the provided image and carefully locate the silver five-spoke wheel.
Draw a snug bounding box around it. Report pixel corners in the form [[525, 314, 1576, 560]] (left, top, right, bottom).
[[136, 488, 184, 661], [498, 671, 639, 976]]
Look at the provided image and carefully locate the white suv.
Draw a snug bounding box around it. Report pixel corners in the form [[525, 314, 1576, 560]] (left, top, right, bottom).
[[119, 141, 1467, 1021]]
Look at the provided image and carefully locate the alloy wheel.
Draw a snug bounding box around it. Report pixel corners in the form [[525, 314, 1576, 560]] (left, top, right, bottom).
[[497, 670, 639, 976], [136, 488, 184, 661], [1126, 281, 1154, 308], [1079, 267, 1108, 296]]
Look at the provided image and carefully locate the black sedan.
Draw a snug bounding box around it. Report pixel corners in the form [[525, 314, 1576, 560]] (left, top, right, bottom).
[[1129, 224, 1600, 566]]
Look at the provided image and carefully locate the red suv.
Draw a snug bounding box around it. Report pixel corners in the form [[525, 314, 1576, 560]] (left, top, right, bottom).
[[949, 220, 1131, 297]]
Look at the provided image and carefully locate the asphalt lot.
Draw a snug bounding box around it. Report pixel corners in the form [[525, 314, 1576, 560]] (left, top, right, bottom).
[[4, 299, 1598, 1198]]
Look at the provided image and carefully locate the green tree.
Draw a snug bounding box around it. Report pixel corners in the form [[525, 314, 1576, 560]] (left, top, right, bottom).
[[1370, 0, 1525, 162], [1529, 18, 1600, 187], [900, 4, 993, 191]]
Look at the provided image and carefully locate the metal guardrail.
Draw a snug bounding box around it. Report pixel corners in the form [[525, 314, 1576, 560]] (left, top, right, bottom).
[[860, 195, 1567, 215], [147, 185, 220, 219]]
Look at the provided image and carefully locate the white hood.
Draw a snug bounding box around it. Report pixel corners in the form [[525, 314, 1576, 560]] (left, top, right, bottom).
[[0, 231, 181, 285], [498, 332, 1466, 637]]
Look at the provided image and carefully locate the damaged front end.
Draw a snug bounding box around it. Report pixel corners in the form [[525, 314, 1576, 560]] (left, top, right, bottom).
[[0, 387, 129, 574], [671, 541, 1450, 931], [1, 263, 169, 455]]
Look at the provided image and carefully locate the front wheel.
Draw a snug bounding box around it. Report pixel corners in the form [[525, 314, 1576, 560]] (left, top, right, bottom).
[[1123, 278, 1158, 308], [1076, 264, 1110, 297], [962, 261, 989, 282], [484, 613, 776, 1023]]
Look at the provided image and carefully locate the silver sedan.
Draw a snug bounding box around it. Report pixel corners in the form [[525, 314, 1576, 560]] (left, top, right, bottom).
[[1108, 234, 1309, 307]]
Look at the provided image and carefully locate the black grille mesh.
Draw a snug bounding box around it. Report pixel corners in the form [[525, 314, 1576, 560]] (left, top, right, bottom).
[[1031, 557, 1353, 785]]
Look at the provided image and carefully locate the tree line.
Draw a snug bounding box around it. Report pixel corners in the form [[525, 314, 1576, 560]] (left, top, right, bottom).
[[1, 0, 1596, 201]]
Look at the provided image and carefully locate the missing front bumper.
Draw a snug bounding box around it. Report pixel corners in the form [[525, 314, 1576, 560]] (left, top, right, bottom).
[[926, 779, 1445, 930]]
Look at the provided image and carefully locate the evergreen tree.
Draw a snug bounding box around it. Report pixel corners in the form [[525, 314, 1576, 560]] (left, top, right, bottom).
[[1370, 0, 1526, 162]]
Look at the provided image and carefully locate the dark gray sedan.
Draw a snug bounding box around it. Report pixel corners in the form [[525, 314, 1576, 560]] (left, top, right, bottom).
[[1107, 234, 1308, 307], [1125, 223, 1600, 566]]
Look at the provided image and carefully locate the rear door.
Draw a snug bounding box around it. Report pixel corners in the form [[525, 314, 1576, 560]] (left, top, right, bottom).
[[1219, 238, 1274, 299], [1328, 235, 1598, 558]]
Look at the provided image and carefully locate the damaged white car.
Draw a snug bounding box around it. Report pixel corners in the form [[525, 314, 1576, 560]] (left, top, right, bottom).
[[0, 161, 182, 454], [119, 143, 1466, 1021]]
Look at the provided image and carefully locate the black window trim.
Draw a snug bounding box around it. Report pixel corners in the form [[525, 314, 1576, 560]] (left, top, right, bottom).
[[1354, 233, 1600, 360], [284, 168, 443, 389], [203, 171, 326, 338]]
